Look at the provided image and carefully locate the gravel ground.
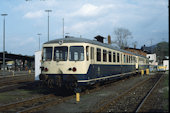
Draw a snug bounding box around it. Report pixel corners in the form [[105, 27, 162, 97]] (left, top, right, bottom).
[[0, 82, 52, 106], [138, 71, 169, 112], [105, 73, 161, 112], [39, 74, 151, 113], [1, 72, 168, 113]]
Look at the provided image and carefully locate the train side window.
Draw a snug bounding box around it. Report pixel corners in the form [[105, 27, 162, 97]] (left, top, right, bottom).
[[90, 47, 94, 60], [124, 55, 126, 63], [117, 53, 120, 63], [113, 52, 116, 62], [120, 53, 122, 63], [109, 51, 112, 62], [103, 49, 107, 62], [127, 55, 128, 63], [97, 48, 101, 61], [86, 46, 89, 61]]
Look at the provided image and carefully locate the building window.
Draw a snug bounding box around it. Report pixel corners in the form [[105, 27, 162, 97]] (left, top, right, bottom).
[[103, 50, 107, 62], [97, 48, 101, 61]]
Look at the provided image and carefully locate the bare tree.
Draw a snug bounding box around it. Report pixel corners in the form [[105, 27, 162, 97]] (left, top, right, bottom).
[[112, 27, 133, 49], [132, 41, 137, 48]]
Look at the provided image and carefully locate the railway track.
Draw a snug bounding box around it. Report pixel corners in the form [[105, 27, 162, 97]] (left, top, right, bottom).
[[0, 74, 34, 87], [91, 72, 163, 112], [0, 94, 59, 112], [135, 72, 165, 112], [0, 72, 139, 113]]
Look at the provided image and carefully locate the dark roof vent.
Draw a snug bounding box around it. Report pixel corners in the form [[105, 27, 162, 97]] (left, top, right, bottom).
[[94, 35, 105, 43], [65, 36, 75, 38]]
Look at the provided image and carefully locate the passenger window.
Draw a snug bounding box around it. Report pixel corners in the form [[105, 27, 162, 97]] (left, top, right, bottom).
[[90, 47, 94, 60], [124, 55, 126, 63], [113, 52, 116, 62], [69, 46, 84, 61], [43, 47, 52, 61], [54, 46, 68, 61], [120, 53, 122, 63], [97, 48, 101, 61], [109, 51, 111, 62], [117, 53, 120, 63], [86, 46, 89, 61], [103, 50, 107, 62]]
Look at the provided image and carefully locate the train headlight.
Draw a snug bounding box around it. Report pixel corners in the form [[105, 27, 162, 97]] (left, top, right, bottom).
[[44, 67, 48, 72], [72, 67, 77, 72]]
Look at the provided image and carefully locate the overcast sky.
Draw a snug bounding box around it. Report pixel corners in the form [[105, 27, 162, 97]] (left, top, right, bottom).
[[0, 0, 169, 56]]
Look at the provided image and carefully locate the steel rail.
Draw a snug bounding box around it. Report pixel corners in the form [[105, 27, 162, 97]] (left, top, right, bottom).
[[0, 75, 34, 87], [17, 95, 74, 113], [0, 72, 141, 113], [93, 74, 157, 112], [0, 94, 56, 111], [135, 73, 164, 112], [15, 74, 138, 113]]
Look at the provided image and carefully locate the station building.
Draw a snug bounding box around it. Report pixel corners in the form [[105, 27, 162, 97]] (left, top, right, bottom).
[[0, 52, 34, 71]]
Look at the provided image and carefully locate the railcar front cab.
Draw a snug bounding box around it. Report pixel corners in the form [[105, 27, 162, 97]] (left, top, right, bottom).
[[39, 42, 90, 89]]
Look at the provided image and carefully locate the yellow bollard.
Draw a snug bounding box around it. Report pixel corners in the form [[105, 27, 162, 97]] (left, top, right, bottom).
[[146, 69, 149, 75], [141, 70, 144, 75], [29, 70, 31, 74], [76, 93, 80, 102]]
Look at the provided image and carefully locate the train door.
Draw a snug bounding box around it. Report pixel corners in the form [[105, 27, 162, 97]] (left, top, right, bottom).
[[90, 47, 95, 78], [90, 47, 95, 64]]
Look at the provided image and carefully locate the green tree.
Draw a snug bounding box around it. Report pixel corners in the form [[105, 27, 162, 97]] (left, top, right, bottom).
[[154, 41, 169, 64]]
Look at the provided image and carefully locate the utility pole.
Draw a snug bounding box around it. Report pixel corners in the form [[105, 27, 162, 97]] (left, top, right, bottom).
[[63, 18, 64, 38], [45, 10, 52, 41], [37, 33, 41, 50], [1, 14, 8, 76]]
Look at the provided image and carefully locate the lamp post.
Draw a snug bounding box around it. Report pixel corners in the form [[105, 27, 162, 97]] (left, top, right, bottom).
[[37, 33, 41, 50], [63, 18, 64, 38], [45, 10, 52, 42], [1, 14, 8, 76]]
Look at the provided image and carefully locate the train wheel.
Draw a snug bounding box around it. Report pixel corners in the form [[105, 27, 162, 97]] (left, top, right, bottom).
[[47, 79, 54, 88]]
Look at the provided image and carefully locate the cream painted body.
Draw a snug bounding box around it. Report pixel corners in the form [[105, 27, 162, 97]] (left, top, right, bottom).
[[41, 43, 90, 75], [41, 42, 137, 75]]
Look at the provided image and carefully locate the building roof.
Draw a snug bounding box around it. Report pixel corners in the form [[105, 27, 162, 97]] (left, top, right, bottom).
[[44, 36, 146, 58]]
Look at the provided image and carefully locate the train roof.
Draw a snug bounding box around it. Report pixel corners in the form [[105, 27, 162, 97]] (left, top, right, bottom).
[[44, 36, 146, 58]]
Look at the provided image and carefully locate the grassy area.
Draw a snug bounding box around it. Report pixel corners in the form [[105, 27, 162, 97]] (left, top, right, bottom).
[[163, 72, 169, 111]]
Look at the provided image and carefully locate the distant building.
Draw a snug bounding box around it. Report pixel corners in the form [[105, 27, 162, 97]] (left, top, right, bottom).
[[124, 47, 147, 57], [146, 53, 158, 66], [163, 56, 169, 70], [141, 44, 155, 54], [146, 53, 158, 72]]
